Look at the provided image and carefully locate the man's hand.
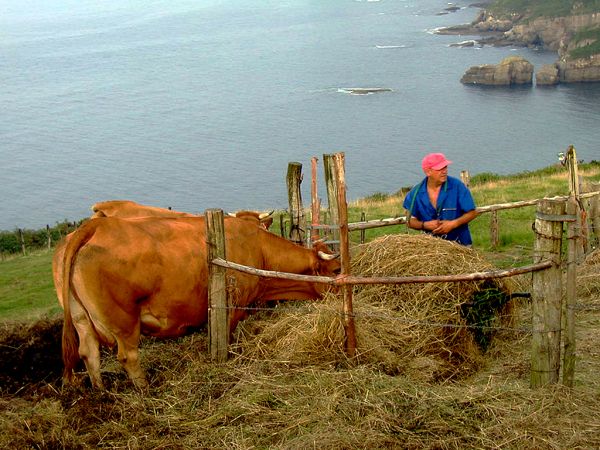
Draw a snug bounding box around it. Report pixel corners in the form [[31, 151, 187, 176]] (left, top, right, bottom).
[[432, 220, 455, 235]]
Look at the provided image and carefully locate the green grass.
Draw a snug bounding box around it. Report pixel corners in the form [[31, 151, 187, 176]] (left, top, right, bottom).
[[0, 249, 61, 322]]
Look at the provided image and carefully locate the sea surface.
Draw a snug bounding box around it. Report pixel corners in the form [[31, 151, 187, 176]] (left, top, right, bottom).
[[2, 0, 599, 230]]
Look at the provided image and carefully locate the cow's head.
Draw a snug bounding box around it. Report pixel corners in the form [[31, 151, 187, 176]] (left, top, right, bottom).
[[228, 210, 274, 230], [312, 241, 341, 278]]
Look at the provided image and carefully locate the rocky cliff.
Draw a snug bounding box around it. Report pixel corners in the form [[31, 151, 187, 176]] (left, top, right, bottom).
[[446, 7, 600, 84], [477, 11, 600, 52]]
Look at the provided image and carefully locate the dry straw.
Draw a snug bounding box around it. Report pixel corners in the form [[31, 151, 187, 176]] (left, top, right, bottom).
[[233, 234, 518, 381]]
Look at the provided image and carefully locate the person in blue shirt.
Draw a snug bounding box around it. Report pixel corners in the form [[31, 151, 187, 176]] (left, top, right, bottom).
[[403, 152, 478, 245]]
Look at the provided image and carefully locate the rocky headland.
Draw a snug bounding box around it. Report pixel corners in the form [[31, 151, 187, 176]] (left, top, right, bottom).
[[439, 2, 600, 85]]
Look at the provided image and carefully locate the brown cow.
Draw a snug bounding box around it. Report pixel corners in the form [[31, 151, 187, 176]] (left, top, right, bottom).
[[91, 200, 274, 229], [53, 201, 274, 308], [60, 216, 340, 390]]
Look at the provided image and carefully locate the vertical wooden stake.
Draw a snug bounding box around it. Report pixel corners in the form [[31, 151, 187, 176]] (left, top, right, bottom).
[[279, 214, 285, 237], [287, 162, 305, 245], [19, 229, 26, 256], [205, 209, 229, 363], [311, 157, 321, 242], [460, 170, 470, 187], [590, 182, 600, 247], [47, 225, 52, 249], [323, 154, 340, 249], [360, 212, 366, 244], [566, 145, 584, 259], [530, 198, 565, 387], [563, 196, 578, 387], [333, 152, 357, 358], [490, 209, 499, 249]]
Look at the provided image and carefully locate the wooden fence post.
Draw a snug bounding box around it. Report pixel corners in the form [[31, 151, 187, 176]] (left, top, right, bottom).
[[279, 214, 285, 237], [590, 182, 600, 247], [333, 152, 357, 358], [531, 198, 565, 387], [205, 209, 229, 363], [563, 196, 579, 387], [490, 209, 499, 249], [18, 229, 26, 255], [360, 212, 366, 244], [566, 145, 585, 259], [323, 154, 340, 249], [460, 170, 470, 187], [287, 162, 305, 245], [311, 156, 321, 242], [46, 225, 52, 249]]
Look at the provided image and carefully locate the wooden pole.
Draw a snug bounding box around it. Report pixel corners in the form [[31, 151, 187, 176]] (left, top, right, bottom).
[[205, 209, 229, 363], [490, 210, 499, 249], [18, 229, 26, 256], [563, 196, 579, 387], [460, 170, 470, 187], [566, 145, 584, 259], [279, 214, 285, 237], [311, 157, 321, 242], [213, 258, 551, 285], [333, 152, 357, 358], [323, 154, 340, 249], [360, 212, 366, 244], [287, 162, 305, 245], [530, 198, 565, 387], [46, 225, 52, 249], [590, 182, 600, 247]]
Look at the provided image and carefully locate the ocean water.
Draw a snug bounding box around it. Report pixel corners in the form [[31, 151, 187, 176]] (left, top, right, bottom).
[[1, 0, 599, 230]]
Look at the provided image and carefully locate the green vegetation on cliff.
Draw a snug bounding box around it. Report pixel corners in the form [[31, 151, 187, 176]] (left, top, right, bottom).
[[570, 26, 600, 58], [489, 0, 600, 19]]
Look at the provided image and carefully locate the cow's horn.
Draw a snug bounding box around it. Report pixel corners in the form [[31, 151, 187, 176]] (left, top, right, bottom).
[[227, 212, 237, 217], [318, 251, 339, 261], [259, 210, 274, 220]]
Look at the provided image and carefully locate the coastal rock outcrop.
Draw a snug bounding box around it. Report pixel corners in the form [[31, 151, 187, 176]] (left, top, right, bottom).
[[535, 64, 560, 85], [557, 54, 600, 82], [460, 56, 533, 85]]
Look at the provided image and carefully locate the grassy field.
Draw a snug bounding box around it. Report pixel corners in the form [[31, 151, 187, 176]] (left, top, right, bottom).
[[0, 163, 599, 448]]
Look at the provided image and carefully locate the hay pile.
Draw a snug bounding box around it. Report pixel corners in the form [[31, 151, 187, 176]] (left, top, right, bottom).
[[577, 248, 600, 302], [233, 234, 518, 381]]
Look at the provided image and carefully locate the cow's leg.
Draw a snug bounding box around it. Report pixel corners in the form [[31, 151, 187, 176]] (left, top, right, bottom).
[[115, 328, 148, 391], [70, 300, 104, 389]]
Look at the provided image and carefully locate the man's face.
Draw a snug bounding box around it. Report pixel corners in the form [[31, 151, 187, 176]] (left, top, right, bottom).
[[425, 165, 448, 184]]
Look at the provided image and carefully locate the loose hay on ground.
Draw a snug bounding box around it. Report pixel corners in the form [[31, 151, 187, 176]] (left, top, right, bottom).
[[2, 236, 600, 449], [577, 248, 600, 302], [233, 234, 518, 381]]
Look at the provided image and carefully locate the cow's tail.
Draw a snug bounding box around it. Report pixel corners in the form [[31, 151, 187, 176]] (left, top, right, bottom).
[[61, 219, 99, 383]]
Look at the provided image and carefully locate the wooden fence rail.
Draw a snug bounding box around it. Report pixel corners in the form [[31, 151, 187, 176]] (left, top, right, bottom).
[[212, 257, 552, 286]]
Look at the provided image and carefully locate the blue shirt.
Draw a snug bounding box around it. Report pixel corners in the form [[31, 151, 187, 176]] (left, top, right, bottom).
[[403, 176, 476, 245]]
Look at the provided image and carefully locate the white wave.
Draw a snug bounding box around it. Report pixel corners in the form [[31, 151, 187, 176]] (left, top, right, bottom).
[[375, 44, 407, 49], [427, 27, 444, 34]]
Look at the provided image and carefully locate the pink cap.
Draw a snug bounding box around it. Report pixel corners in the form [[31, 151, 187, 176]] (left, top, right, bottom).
[[422, 152, 452, 171]]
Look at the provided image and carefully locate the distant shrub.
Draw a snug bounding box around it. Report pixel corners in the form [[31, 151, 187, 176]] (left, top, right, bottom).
[[364, 192, 390, 202], [470, 172, 502, 185], [0, 221, 81, 255]]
